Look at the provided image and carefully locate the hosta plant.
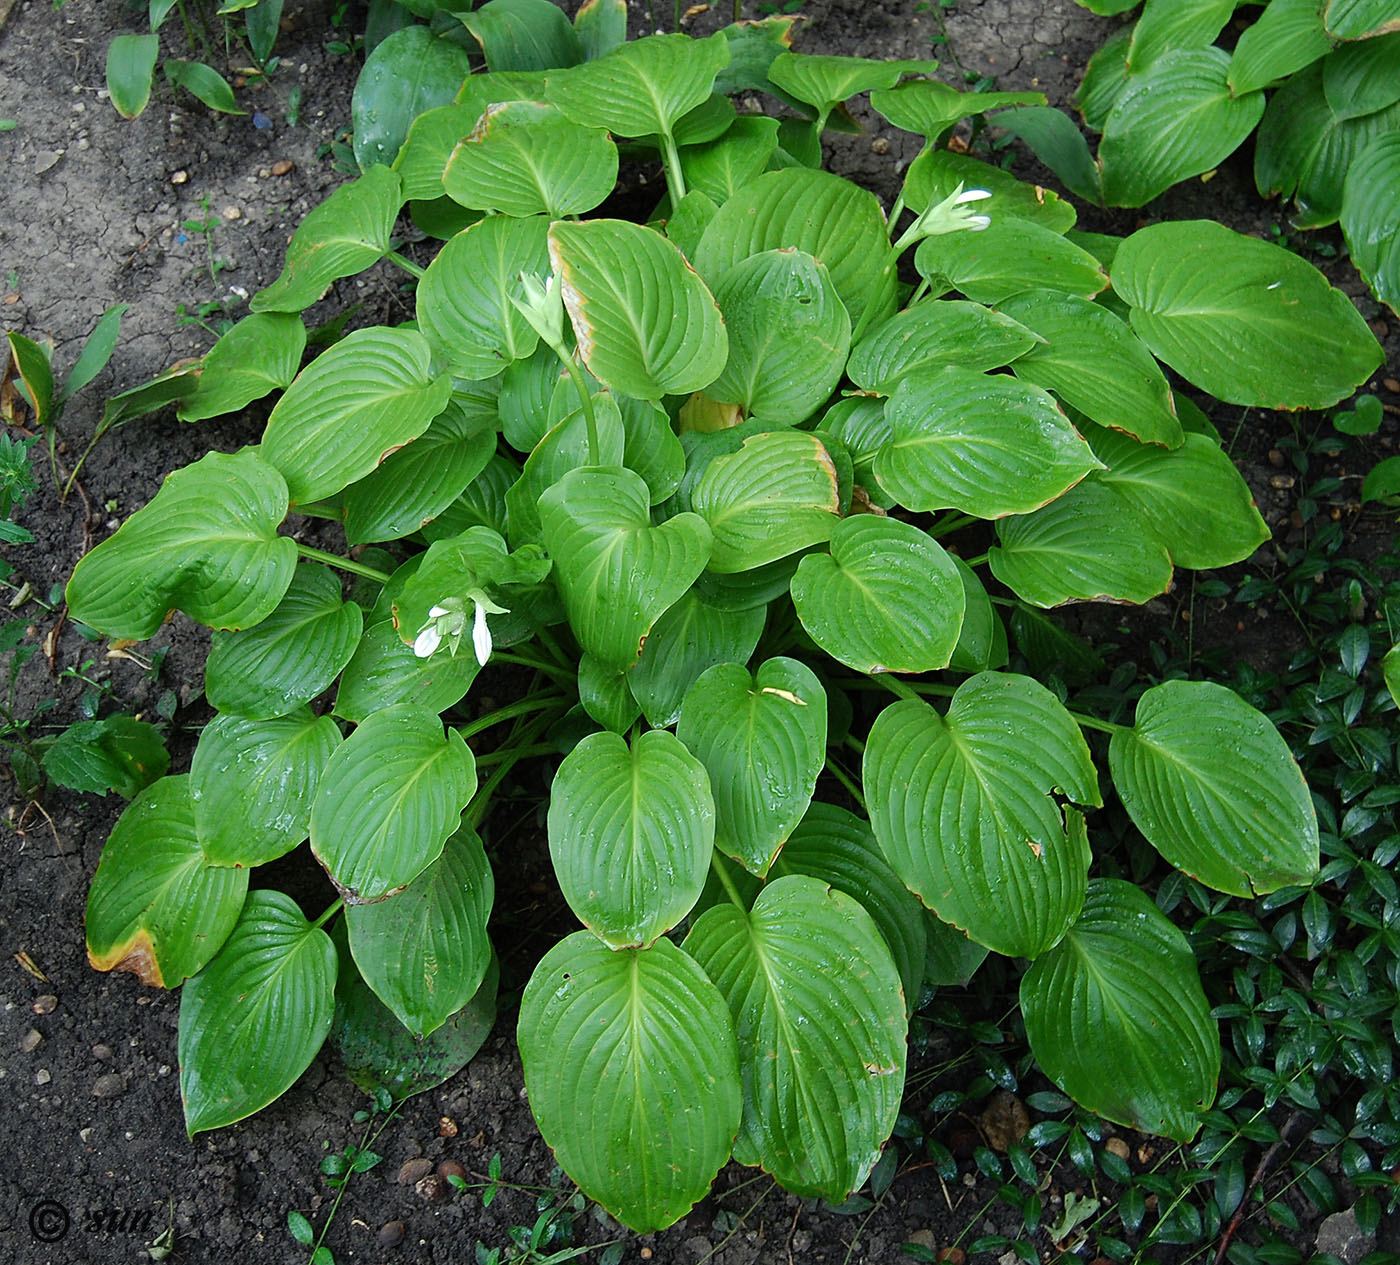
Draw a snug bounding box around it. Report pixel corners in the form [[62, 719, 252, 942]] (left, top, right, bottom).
[[70, 6, 1383, 1234], [999, 0, 1400, 313]]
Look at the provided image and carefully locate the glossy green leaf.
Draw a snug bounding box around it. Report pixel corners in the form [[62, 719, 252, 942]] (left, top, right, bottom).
[[191, 709, 342, 867], [618, 394, 685, 504], [394, 102, 484, 201], [424, 452, 517, 542], [1021, 878, 1219, 1141], [924, 909, 989, 987], [694, 167, 895, 329], [86, 776, 248, 987], [1109, 680, 1319, 896], [872, 79, 1046, 144], [915, 219, 1107, 304], [244, 0, 282, 61], [816, 397, 893, 507], [998, 291, 1182, 447], [1075, 28, 1132, 131], [550, 219, 728, 400], [106, 34, 159, 118], [443, 101, 618, 218], [352, 26, 474, 170], [707, 249, 850, 424], [875, 367, 1100, 519], [1099, 50, 1264, 206], [66, 448, 296, 639], [849, 301, 1039, 394], [989, 477, 1174, 607], [679, 115, 782, 204], [1342, 130, 1400, 313], [1126, 0, 1235, 72], [177, 312, 306, 423], [204, 562, 362, 718], [549, 729, 713, 946], [1383, 643, 1400, 707], [251, 165, 403, 313], [5, 331, 54, 428], [262, 327, 452, 505], [310, 705, 477, 902], [97, 361, 201, 432], [40, 715, 168, 799], [684, 875, 907, 1201], [574, 0, 626, 59], [790, 516, 964, 674], [334, 616, 482, 723], [1112, 220, 1383, 408], [1325, 0, 1400, 38], [949, 556, 1006, 674], [461, 0, 583, 71], [693, 430, 840, 573], [540, 466, 711, 670], [677, 657, 826, 877], [346, 825, 493, 1037], [577, 653, 641, 733], [864, 676, 1100, 958], [164, 60, 244, 114], [902, 149, 1077, 233], [179, 890, 337, 1134], [1323, 33, 1400, 117], [767, 52, 939, 120], [991, 104, 1105, 205], [548, 31, 728, 138], [518, 933, 741, 1233], [1228, 0, 1332, 95]]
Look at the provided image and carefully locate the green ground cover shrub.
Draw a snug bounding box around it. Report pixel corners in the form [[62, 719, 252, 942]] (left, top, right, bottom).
[[66, 2, 1386, 1234]]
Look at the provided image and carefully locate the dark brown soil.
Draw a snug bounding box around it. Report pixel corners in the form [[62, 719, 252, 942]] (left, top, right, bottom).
[[2, 1, 1398, 1263]]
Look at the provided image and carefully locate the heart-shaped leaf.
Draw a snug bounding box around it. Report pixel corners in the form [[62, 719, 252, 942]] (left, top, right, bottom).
[[518, 933, 741, 1233], [394, 102, 487, 201], [848, 300, 1041, 393], [86, 776, 249, 987], [1126, 0, 1235, 72], [872, 79, 1047, 144], [1020, 878, 1219, 1141], [914, 219, 1108, 304], [262, 327, 452, 504], [684, 875, 907, 1202], [1109, 680, 1319, 896], [790, 516, 964, 674], [539, 466, 712, 670], [66, 448, 296, 640], [310, 704, 477, 901], [548, 729, 714, 947], [191, 709, 342, 867], [864, 675, 1100, 958], [179, 890, 337, 1134], [177, 312, 307, 423]]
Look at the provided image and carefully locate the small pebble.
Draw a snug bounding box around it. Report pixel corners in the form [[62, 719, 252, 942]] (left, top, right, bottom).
[[33, 995, 57, 1015], [92, 1044, 113, 1061], [35, 150, 63, 173], [271, 158, 294, 176], [1270, 473, 1296, 490], [1384, 377, 1400, 393], [171, 169, 189, 184], [1267, 448, 1285, 467], [397, 1157, 434, 1186], [938, 1249, 966, 1265], [92, 1072, 126, 1099], [438, 1116, 459, 1138], [907, 1230, 936, 1251], [437, 1159, 467, 1184], [79, 1128, 93, 1143], [20, 1028, 42, 1053], [415, 1174, 447, 1203], [222, 206, 242, 220], [1105, 1137, 1131, 1161], [35, 1069, 51, 1085], [258, 167, 271, 178], [871, 136, 890, 154], [378, 1220, 406, 1248]]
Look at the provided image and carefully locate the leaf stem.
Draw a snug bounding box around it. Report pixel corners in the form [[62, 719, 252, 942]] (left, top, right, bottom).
[[709, 850, 748, 910], [457, 693, 566, 741], [961, 551, 989, 567], [874, 674, 920, 703], [928, 510, 976, 538], [295, 544, 392, 584], [386, 251, 425, 280], [552, 343, 600, 465], [492, 650, 578, 687], [823, 754, 866, 811], [310, 898, 344, 933], [660, 128, 688, 203]]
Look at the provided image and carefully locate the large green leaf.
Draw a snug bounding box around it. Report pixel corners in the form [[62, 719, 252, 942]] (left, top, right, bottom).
[[1098, 49, 1264, 206], [684, 876, 907, 1201], [1228, 0, 1332, 95], [707, 249, 851, 425], [693, 167, 895, 329], [352, 26, 475, 170], [262, 327, 452, 505], [86, 776, 248, 987], [547, 31, 729, 138], [1126, 0, 1235, 71], [901, 149, 1077, 233], [679, 115, 782, 204], [518, 933, 741, 1233], [346, 826, 493, 1037], [618, 393, 685, 504], [1020, 879, 1219, 1141], [924, 909, 990, 987], [914, 219, 1107, 304], [574, 0, 627, 59], [204, 561, 362, 718], [461, 0, 583, 70], [1342, 131, 1400, 313], [790, 516, 964, 674], [394, 102, 486, 201], [179, 890, 337, 1134], [1325, 0, 1400, 38], [251, 165, 403, 313], [190, 710, 342, 867], [1075, 28, 1133, 131], [767, 52, 939, 122], [333, 616, 482, 722], [1323, 32, 1400, 117], [443, 101, 618, 218], [677, 657, 826, 877], [549, 219, 728, 400], [997, 291, 1183, 447], [39, 713, 165, 798], [1111, 220, 1383, 408], [1108, 680, 1319, 896], [548, 729, 714, 946], [875, 367, 1101, 519], [66, 448, 296, 640], [177, 312, 306, 423], [989, 477, 1174, 607], [864, 677, 1100, 958], [848, 300, 1040, 393], [310, 705, 477, 902], [816, 397, 894, 507], [540, 466, 711, 670], [417, 215, 551, 381], [106, 33, 159, 118], [692, 430, 840, 572]]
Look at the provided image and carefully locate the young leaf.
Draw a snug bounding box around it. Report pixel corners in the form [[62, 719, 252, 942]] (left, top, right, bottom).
[[677, 657, 826, 877], [1108, 680, 1320, 896], [191, 709, 342, 867], [901, 149, 1077, 233], [548, 729, 714, 947], [106, 34, 160, 119], [518, 934, 741, 1233], [86, 776, 249, 986], [577, 653, 642, 733], [351, 25, 474, 170], [684, 875, 907, 1202], [914, 220, 1108, 304], [871, 80, 1047, 146], [5, 332, 54, 429], [847, 301, 1040, 393], [864, 677, 1100, 958], [987, 105, 1104, 204], [333, 617, 482, 723], [1125, 0, 1235, 73], [59, 303, 130, 406], [310, 704, 478, 902], [164, 61, 245, 115], [179, 890, 337, 1134], [66, 448, 296, 639], [767, 53, 939, 124], [395, 102, 487, 201], [41, 715, 168, 799], [177, 312, 307, 423], [1020, 879, 1219, 1141]]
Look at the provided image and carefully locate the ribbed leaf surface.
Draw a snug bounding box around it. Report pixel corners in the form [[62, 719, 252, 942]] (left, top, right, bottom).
[[848, 300, 1040, 393], [1228, 0, 1331, 95], [178, 312, 306, 422], [1342, 131, 1400, 314], [915, 219, 1107, 304]]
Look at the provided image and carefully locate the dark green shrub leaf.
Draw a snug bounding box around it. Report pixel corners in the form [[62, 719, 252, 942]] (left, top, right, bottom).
[[106, 34, 159, 119], [1125, 0, 1235, 73], [352, 26, 474, 170], [1228, 0, 1331, 95], [679, 115, 782, 204], [574, 0, 627, 60], [461, 0, 583, 71], [1322, 33, 1400, 118], [42, 715, 168, 798], [1324, 0, 1400, 39], [1342, 131, 1400, 314], [923, 909, 989, 987], [872, 80, 1046, 145], [991, 104, 1105, 204], [333, 614, 482, 723]]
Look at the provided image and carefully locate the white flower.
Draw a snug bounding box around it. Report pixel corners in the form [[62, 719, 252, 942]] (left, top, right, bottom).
[[411, 592, 510, 663], [471, 599, 492, 666], [895, 183, 993, 250]]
